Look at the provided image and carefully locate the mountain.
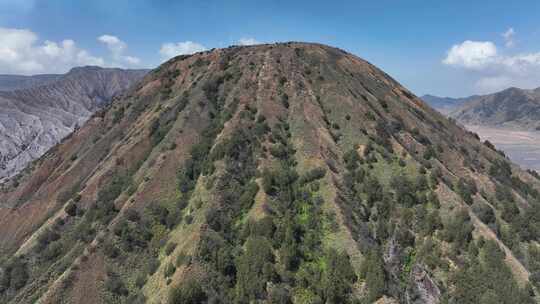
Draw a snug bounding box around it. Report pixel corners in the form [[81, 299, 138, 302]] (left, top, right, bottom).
[[422, 87, 540, 129], [0, 74, 63, 91], [0, 66, 148, 181], [420, 94, 473, 114], [451, 87, 540, 130], [1, 42, 540, 304]]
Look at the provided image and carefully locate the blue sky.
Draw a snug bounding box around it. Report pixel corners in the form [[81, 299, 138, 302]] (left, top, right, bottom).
[[1, 0, 540, 97]]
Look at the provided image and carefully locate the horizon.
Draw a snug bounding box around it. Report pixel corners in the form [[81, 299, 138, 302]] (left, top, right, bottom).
[[1, 0, 540, 97]]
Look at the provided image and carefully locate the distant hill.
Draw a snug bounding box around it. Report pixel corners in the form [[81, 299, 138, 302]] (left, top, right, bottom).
[[0, 66, 148, 181], [420, 94, 474, 114], [422, 87, 540, 130], [1, 43, 539, 304], [0, 74, 62, 91]]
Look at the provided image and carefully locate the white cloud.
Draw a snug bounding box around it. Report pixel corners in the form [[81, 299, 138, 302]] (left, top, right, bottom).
[[98, 34, 140, 65], [502, 28, 515, 48], [443, 40, 498, 69], [0, 27, 104, 74], [238, 37, 260, 46], [159, 41, 206, 61], [443, 38, 540, 93]]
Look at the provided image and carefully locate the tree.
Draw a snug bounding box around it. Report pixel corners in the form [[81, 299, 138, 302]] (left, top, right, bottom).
[[489, 159, 512, 183], [8, 258, 28, 290], [236, 236, 275, 302], [65, 202, 78, 216], [321, 249, 357, 303], [472, 202, 496, 224], [456, 178, 476, 205], [360, 248, 385, 302], [169, 278, 207, 304], [443, 208, 473, 248]]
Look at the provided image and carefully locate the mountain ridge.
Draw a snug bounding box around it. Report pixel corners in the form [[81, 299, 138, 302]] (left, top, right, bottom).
[[0, 66, 148, 181], [0, 74, 62, 91], [422, 86, 540, 129]]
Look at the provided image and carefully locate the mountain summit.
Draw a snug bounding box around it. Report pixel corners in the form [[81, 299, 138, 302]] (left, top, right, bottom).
[[1, 42, 540, 304]]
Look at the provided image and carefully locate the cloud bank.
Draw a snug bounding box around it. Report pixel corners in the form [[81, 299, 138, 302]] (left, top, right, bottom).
[[0, 27, 104, 74], [0, 28, 142, 75], [443, 31, 540, 93], [98, 34, 141, 65]]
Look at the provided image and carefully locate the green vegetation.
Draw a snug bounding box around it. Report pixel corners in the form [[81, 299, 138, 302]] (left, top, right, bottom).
[[450, 239, 533, 304], [359, 248, 386, 302], [169, 278, 207, 304], [3, 43, 540, 304]]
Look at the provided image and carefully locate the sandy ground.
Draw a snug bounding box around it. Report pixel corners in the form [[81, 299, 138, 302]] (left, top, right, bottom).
[[466, 125, 540, 171]]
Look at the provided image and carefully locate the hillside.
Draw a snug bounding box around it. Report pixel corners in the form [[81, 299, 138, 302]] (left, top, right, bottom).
[[1, 42, 540, 304], [422, 87, 540, 130], [0, 67, 147, 181]]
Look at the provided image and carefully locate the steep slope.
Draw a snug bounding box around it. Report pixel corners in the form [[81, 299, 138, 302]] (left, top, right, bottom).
[[1, 43, 540, 304], [0, 67, 148, 181], [423, 87, 540, 130], [0, 74, 62, 91]]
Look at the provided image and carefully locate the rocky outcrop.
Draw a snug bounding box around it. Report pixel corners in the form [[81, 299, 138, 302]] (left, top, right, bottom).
[[0, 67, 147, 181]]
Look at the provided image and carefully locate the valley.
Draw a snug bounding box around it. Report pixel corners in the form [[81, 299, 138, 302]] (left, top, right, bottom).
[[467, 125, 540, 171]]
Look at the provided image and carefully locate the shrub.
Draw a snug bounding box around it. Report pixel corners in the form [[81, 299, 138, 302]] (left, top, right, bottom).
[[176, 252, 191, 267], [322, 249, 357, 303], [281, 94, 289, 108], [456, 178, 476, 205], [103, 241, 120, 259], [299, 167, 326, 185], [43, 241, 64, 261], [7, 258, 28, 290], [484, 140, 496, 150], [164, 262, 176, 278], [268, 284, 291, 304], [135, 272, 147, 288], [169, 278, 207, 304], [125, 209, 140, 222], [423, 146, 436, 160], [472, 202, 496, 224], [165, 242, 177, 256], [489, 159, 512, 183], [37, 228, 60, 248], [147, 256, 160, 275], [359, 248, 385, 302], [105, 273, 128, 296], [65, 202, 78, 216], [235, 236, 275, 302], [343, 149, 360, 171], [443, 208, 473, 248]]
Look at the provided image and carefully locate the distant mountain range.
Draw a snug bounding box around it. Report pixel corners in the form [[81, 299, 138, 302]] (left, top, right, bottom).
[[0, 66, 148, 181], [422, 87, 540, 130], [0, 74, 62, 91], [420, 94, 473, 114]]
